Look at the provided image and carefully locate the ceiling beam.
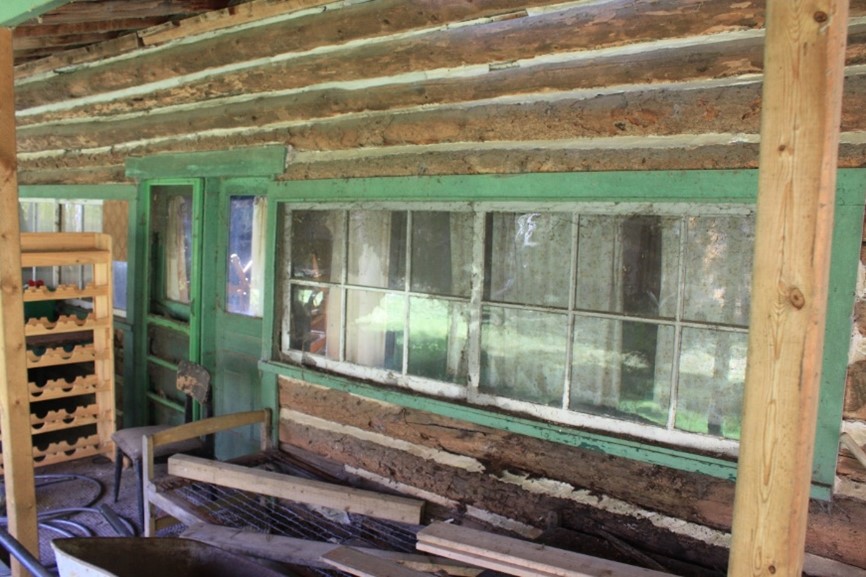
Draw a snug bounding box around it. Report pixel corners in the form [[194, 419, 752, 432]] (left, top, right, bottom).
[[0, 0, 72, 27]]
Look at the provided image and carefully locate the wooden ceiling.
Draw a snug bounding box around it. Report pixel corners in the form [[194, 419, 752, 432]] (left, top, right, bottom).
[[12, 0, 242, 65]]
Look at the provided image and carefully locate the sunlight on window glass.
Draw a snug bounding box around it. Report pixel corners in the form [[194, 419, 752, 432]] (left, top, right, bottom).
[[227, 196, 267, 317]]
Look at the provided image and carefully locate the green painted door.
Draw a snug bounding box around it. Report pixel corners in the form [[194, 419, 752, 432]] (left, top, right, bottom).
[[201, 181, 267, 457], [141, 180, 204, 426]]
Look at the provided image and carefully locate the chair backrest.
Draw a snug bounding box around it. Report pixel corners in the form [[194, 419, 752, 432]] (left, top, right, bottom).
[[176, 359, 212, 423]]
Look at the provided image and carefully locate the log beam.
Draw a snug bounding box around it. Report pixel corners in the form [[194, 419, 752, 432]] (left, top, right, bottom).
[[0, 27, 39, 577], [727, 1, 850, 577]]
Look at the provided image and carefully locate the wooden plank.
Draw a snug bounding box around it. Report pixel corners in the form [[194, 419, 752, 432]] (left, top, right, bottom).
[[182, 522, 481, 576], [0, 27, 39, 577], [416, 523, 671, 577], [168, 453, 424, 524], [322, 547, 435, 577], [727, 1, 850, 577], [147, 409, 270, 452]]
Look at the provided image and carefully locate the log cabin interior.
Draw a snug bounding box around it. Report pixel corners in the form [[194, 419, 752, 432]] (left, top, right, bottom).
[[1, 1, 866, 576]]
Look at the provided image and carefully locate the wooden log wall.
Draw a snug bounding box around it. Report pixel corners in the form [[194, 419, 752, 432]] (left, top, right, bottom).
[[13, 0, 866, 186], [279, 377, 866, 576], [12, 0, 866, 572]]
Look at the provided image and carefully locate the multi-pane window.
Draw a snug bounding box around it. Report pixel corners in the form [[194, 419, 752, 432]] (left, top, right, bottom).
[[278, 205, 754, 450]]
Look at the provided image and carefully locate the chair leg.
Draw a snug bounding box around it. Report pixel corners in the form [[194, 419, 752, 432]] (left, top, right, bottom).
[[113, 445, 123, 503], [132, 457, 144, 529]]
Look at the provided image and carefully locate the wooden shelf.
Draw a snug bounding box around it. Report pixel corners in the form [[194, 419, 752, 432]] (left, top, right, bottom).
[[8, 232, 118, 471]]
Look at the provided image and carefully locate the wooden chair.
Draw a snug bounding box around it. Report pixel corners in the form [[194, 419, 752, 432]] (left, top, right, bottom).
[[111, 360, 213, 526]]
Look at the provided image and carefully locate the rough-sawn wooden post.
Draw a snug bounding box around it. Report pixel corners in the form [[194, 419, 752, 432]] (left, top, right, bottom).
[[728, 1, 849, 577], [0, 27, 40, 577]]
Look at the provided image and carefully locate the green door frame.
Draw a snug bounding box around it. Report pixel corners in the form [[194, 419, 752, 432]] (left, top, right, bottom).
[[135, 178, 205, 425]]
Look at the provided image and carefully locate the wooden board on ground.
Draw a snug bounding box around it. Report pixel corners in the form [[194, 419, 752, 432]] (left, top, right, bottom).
[[416, 522, 673, 577], [168, 453, 424, 524], [323, 546, 436, 577], [182, 523, 481, 576]]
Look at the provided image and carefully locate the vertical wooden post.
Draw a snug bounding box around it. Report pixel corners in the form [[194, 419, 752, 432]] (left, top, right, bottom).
[[728, 2, 849, 577], [0, 27, 39, 577]]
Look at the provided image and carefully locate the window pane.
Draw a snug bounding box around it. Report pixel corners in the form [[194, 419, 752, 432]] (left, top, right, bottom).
[[227, 196, 267, 317], [290, 286, 341, 360], [408, 297, 470, 383], [570, 316, 673, 426], [484, 212, 572, 308], [346, 289, 404, 370], [575, 215, 679, 318], [682, 216, 754, 326], [480, 306, 567, 406], [157, 194, 193, 304], [411, 212, 473, 297], [347, 211, 406, 289], [292, 210, 344, 283], [676, 327, 747, 439]]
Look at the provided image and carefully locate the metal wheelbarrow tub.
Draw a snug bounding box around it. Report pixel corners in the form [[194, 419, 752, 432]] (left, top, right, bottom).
[[52, 537, 287, 577]]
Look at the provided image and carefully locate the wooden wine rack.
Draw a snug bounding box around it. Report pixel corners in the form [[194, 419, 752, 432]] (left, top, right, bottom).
[[1, 233, 117, 474]]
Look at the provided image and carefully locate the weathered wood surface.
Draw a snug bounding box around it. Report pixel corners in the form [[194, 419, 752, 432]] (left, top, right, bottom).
[[0, 27, 39, 576], [728, 0, 850, 575], [278, 377, 866, 570], [167, 453, 424, 524], [322, 547, 439, 577], [182, 522, 482, 576], [12, 0, 866, 186], [417, 522, 672, 577]]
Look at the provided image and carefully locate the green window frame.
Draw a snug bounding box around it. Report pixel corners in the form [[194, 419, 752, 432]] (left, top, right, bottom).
[[259, 170, 866, 498]]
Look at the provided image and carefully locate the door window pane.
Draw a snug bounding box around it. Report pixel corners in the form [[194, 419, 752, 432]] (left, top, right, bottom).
[[227, 196, 267, 317]]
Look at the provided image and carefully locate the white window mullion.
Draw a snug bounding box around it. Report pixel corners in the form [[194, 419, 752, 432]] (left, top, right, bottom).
[[467, 211, 486, 400], [666, 217, 688, 431], [562, 212, 580, 411], [402, 211, 412, 376], [339, 209, 349, 363], [280, 209, 294, 353]]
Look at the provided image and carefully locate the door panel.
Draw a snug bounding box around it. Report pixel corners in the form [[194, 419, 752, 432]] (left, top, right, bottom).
[[142, 181, 203, 426]]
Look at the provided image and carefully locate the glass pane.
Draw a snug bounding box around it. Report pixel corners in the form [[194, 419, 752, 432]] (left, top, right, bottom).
[[575, 215, 679, 318], [570, 316, 673, 426], [676, 328, 746, 439], [410, 212, 473, 297], [682, 216, 754, 326], [227, 196, 267, 317], [158, 194, 193, 304], [408, 297, 470, 383], [346, 289, 404, 370], [290, 286, 341, 360], [292, 210, 345, 283], [149, 185, 194, 317], [479, 306, 567, 406], [347, 211, 407, 290], [484, 212, 572, 308], [113, 261, 128, 315]]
